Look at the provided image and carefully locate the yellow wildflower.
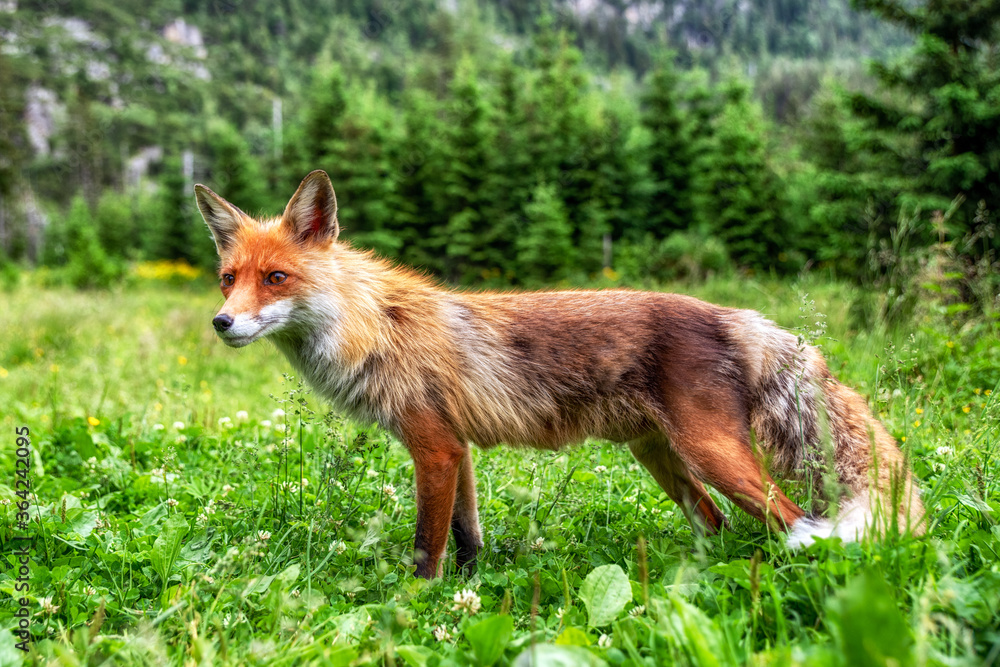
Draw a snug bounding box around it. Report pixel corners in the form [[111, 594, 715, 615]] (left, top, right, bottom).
[[87, 416, 100, 427]]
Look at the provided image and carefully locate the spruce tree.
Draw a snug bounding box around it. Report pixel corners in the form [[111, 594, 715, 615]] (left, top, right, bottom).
[[321, 87, 400, 258], [395, 88, 447, 273], [516, 183, 575, 283], [850, 0, 1000, 254], [692, 81, 787, 269], [640, 56, 694, 237], [435, 54, 497, 282], [206, 119, 268, 218]]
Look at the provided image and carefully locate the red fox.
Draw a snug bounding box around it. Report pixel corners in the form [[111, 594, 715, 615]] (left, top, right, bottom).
[[195, 170, 925, 578]]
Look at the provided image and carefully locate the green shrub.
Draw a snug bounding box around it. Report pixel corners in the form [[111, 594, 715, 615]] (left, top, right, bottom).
[[616, 229, 731, 284], [46, 195, 127, 289]]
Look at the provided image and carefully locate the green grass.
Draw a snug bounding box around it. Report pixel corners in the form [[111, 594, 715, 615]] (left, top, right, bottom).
[[1, 275, 998, 666]]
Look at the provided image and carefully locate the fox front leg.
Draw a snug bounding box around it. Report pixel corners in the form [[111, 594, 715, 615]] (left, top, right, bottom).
[[400, 409, 466, 579], [451, 448, 484, 573]]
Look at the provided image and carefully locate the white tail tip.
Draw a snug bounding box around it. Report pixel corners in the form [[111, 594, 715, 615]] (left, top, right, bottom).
[[787, 493, 873, 548]]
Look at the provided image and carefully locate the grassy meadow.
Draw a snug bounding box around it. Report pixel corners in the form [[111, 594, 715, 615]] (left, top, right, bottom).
[[1, 270, 998, 666]]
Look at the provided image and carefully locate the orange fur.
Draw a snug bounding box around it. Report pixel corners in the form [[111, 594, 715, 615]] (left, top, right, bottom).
[[195, 171, 925, 577]]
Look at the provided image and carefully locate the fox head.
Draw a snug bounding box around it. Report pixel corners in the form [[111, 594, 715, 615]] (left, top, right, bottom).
[[194, 170, 340, 347]]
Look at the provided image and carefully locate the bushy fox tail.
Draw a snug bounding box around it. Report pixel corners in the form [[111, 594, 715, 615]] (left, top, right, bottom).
[[728, 309, 926, 547], [785, 379, 926, 547]]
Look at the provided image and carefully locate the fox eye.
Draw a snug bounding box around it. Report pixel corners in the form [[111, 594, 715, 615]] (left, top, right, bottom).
[[266, 271, 287, 285], [222, 274, 235, 287]]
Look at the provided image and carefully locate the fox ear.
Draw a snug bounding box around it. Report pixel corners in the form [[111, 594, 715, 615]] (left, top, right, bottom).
[[194, 184, 246, 253], [283, 170, 339, 243]]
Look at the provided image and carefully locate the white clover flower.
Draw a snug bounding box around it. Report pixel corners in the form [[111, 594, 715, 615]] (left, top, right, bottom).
[[382, 483, 396, 498], [331, 540, 347, 555], [203, 575, 215, 584], [166, 498, 179, 507], [222, 484, 234, 496], [40, 597, 60, 614], [272, 408, 285, 419], [629, 605, 646, 617], [531, 536, 545, 551], [172, 421, 185, 430], [598, 633, 612, 648], [628, 463, 640, 472], [0, 498, 11, 506], [274, 424, 286, 433], [218, 416, 233, 428], [236, 410, 249, 422], [555, 607, 565, 620], [258, 530, 272, 542], [84, 586, 97, 596], [651, 507, 661, 515], [367, 469, 379, 478], [204, 501, 216, 515], [291, 589, 300, 598], [433, 625, 453, 642], [300, 478, 309, 488], [594, 465, 608, 473], [260, 420, 272, 428], [451, 588, 481, 615], [197, 512, 209, 524], [176, 434, 188, 443], [153, 423, 165, 431], [937, 446, 953, 456]]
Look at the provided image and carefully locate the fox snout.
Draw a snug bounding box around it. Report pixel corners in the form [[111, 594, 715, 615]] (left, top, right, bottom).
[[212, 313, 234, 332]]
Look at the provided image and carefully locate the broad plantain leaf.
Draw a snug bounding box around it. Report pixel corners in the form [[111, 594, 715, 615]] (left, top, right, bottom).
[[578, 565, 631, 627]]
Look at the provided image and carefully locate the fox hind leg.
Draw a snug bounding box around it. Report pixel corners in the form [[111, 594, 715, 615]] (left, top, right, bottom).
[[629, 434, 728, 534], [652, 396, 806, 532]]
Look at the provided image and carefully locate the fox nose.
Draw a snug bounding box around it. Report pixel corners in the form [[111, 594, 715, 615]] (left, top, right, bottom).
[[213, 313, 234, 332]]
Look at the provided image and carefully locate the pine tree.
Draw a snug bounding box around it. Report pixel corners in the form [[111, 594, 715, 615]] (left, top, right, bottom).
[[58, 195, 124, 289], [434, 54, 498, 282], [849, 0, 1000, 255], [206, 118, 267, 217], [94, 190, 136, 261], [692, 81, 787, 269], [589, 90, 651, 265], [516, 183, 576, 283], [489, 56, 535, 274], [394, 88, 447, 273], [144, 157, 213, 266], [640, 56, 694, 237], [322, 87, 400, 258]]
